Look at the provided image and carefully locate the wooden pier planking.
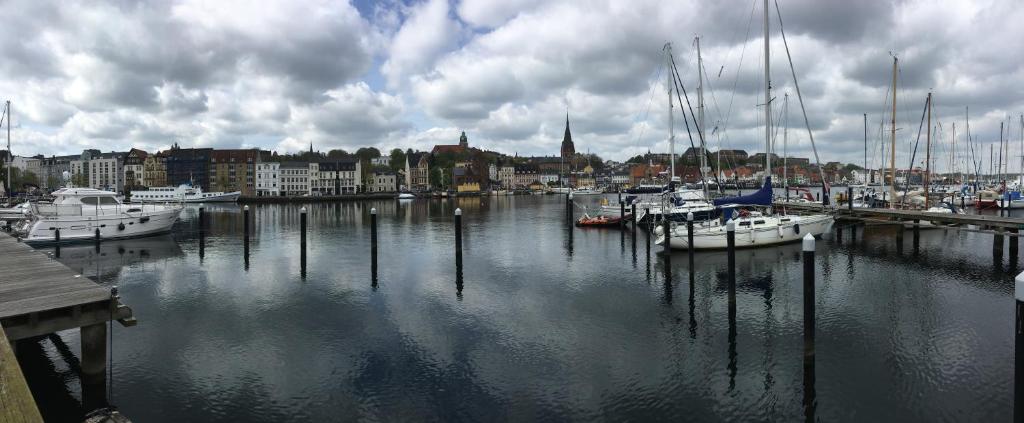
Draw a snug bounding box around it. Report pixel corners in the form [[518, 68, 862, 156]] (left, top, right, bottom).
[[0, 326, 43, 423], [774, 202, 1024, 229], [0, 233, 136, 414]]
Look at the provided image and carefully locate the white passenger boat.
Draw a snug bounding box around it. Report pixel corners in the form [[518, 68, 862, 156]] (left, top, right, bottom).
[[17, 188, 183, 244], [397, 193, 416, 199], [130, 184, 240, 203]]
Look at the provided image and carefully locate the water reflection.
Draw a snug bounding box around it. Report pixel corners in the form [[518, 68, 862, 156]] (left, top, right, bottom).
[[53, 235, 182, 281], [18, 195, 1021, 422]]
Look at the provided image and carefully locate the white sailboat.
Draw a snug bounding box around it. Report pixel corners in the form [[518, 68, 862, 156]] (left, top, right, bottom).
[[656, 0, 834, 250]]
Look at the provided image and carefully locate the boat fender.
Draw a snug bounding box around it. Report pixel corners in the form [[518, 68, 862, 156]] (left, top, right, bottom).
[[793, 223, 800, 234], [670, 221, 678, 231], [140, 216, 150, 224], [118, 222, 126, 231]]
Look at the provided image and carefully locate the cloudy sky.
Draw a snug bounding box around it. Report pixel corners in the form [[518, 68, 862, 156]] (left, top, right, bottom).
[[2, 0, 1022, 171]]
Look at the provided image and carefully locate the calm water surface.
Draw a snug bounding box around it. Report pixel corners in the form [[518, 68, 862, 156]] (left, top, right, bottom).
[[19, 195, 1018, 422]]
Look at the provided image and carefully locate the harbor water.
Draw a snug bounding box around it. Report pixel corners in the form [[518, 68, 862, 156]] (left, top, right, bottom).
[[19, 195, 1017, 421]]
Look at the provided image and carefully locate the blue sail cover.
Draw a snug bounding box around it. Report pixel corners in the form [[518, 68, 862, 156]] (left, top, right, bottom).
[[712, 176, 773, 207]]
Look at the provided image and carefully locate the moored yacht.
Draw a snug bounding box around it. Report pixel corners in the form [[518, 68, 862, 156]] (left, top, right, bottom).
[[130, 184, 240, 203], [17, 188, 183, 244]]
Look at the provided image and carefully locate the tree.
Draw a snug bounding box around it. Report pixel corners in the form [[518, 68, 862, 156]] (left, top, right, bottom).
[[389, 148, 406, 171], [354, 147, 381, 160], [327, 149, 350, 159], [71, 172, 87, 188]]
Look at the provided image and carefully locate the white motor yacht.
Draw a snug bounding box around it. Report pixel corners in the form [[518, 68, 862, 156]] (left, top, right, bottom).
[[130, 184, 240, 203], [17, 188, 183, 244]]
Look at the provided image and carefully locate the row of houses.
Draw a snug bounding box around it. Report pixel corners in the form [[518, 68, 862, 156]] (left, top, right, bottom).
[[5, 145, 402, 196]]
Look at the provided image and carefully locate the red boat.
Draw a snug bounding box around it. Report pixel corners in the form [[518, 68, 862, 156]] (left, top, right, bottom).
[[575, 213, 632, 228]]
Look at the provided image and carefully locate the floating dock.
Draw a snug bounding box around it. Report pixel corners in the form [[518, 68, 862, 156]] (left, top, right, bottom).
[[0, 233, 136, 415]]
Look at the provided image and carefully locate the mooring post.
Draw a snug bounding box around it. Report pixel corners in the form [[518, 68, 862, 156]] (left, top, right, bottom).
[[686, 212, 695, 269], [836, 224, 843, 243], [644, 207, 650, 229], [848, 186, 854, 211], [995, 227, 1006, 258], [662, 218, 671, 256], [1011, 229, 1019, 266], [80, 322, 108, 411], [912, 219, 920, 251], [726, 219, 736, 290], [54, 227, 60, 243], [95, 227, 100, 242], [960, 195, 966, 209], [371, 207, 378, 276], [620, 200, 625, 229], [816, 192, 820, 202], [895, 221, 904, 252], [1016, 271, 1024, 422], [198, 203, 205, 231], [243, 205, 250, 246], [631, 201, 637, 230], [300, 207, 307, 278], [199, 203, 206, 260], [802, 233, 817, 422], [455, 208, 463, 270], [567, 192, 574, 224]]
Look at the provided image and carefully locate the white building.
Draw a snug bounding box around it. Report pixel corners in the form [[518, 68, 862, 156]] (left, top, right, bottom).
[[310, 160, 361, 195], [255, 162, 280, 197], [498, 166, 514, 187], [370, 157, 390, 167], [279, 162, 310, 196], [70, 150, 125, 192], [369, 171, 397, 192]]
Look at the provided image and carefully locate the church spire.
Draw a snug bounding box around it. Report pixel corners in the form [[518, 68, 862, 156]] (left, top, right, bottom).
[[560, 113, 575, 158]]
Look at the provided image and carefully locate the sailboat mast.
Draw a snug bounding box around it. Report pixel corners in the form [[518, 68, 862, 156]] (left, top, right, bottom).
[[763, 0, 772, 174], [697, 36, 706, 189], [925, 92, 931, 209], [999, 122, 1004, 185], [889, 56, 897, 208], [5, 101, 10, 195], [864, 113, 868, 183], [666, 44, 676, 183], [783, 94, 788, 191]]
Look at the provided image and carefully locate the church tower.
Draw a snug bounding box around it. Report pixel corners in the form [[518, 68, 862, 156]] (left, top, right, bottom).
[[459, 131, 468, 149], [560, 114, 575, 159]]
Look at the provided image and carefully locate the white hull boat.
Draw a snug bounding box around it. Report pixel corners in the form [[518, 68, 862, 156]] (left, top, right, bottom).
[[131, 184, 240, 203], [397, 193, 416, 199], [656, 213, 835, 250], [17, 188, 183, 244]]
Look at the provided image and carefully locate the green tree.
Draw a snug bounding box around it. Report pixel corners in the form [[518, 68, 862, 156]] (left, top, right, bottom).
[[327, 149, 350, 159], [355, 147, 381, 160], [71, 172, 87, 188], [389, 148, 406, 171]]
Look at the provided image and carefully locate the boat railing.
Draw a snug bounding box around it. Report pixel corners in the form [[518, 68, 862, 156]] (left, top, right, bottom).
[[32, 203, 83, 216], [32, 202, 178, 217]]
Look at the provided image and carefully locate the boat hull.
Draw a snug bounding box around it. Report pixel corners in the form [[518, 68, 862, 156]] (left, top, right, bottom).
[[21, 207, 182, 244], [657, 214, 834, 250]]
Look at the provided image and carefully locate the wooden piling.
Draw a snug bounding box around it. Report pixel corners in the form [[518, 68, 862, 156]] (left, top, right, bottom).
[[300, 206, 307, 278], [371, 207, 378, 278], [1012, 229, 1020, 266], [243, 205, 250, 258], [619, 200, 625, 229], [726, 219, 736, 290], [686, 212, 695, 270], [80, 322, 107, 411], [1016, 271, 1024, 422], [455, 208, 463, 270], [631, 202, 637, 230], [662, 218, 670, 256], [802, 233, 817, 423], [848, 186, 854, 211], [995, 227, 1006, 258]]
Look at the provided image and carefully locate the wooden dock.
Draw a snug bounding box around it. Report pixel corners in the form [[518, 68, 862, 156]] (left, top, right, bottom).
[[775, 202, 1024, 229], [0, 233, 136, 414], [1, 325, 42, 423]]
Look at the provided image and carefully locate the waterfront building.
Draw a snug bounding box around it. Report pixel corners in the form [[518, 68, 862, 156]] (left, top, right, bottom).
[[497, 165, 514, 188], [369, 169, 397, 192], [511, 165, 540, 189], [39, 155, 74, 190], [432, 131, 470, 155], [370, 157, 390, 167], [70, 149, 126, 192], [310, 159, 361, 195], [123, 148, 148, 190], [279, 162, 310, 196], [255, 162, 280, 197], [405, 152, 431, 191], [452, 164, 482, 192], [209, 149, 259, 195], [629, 163, 666, 186], [142, 152, 167, 188], [165, 145, 212, 190]]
